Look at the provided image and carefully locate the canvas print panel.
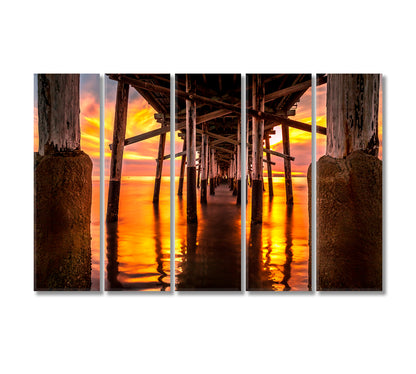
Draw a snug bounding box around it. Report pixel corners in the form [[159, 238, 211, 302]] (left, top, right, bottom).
[[316, 74, 383, 291], [34, 74, 100, 291], [246, 74, 312, 291], [175, 74, 242, 291], [105, 74, 171, 291]]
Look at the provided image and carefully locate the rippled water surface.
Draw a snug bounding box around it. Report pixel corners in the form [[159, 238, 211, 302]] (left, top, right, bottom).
[[105, 177, 171, 291], [247, 177, 310, 291], [175, 179, 241, 291]]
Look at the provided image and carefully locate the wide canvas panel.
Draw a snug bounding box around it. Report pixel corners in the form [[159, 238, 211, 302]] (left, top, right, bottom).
[[105, 74, 171, 291], [34, 74, 100, 291], [175, 74, 242, 291], [246, 74, 312, 291], [316, 74, 383, 291]]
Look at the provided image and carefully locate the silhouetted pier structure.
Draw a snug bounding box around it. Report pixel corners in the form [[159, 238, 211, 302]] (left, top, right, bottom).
[[247, 74, 327, 224], [106, 74, 171, 223], [105, 74, 328, 226]]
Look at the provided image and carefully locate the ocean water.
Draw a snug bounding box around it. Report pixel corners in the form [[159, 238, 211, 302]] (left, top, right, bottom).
[[104, 177, 171, 291], [247, 177, 310, 291]]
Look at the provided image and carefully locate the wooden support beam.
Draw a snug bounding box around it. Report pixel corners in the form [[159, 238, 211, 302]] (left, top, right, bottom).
[[37, 74, 80, 155], [211, 144, 234, 155], [200, 123, 208, 204], [163, 145, 201, 160], [107, 81, 130, 223], [229, 151, 234, 191], [251, 74, 264, 224], [209, 146, 215, 195], [236, 120, 241, 204], [265, 136, 273, 198], [186, 75, 197, 223], [246, 119, 250, 196], [152, 119, 167, 203], [165, 150, 185, 160], [232, 146, 238, 196], [326, 74, 380, 157], [111, 104, 324, 151], [282, 120, 294, 205], [263, 147, 295, 161], [177, 139, 186, 196], [264, 75, 327, 103], [197, 163, 201, 189], [111, 108, 233, 150], [205, 130, 239, 145], [263, 159, 276, 166], [249, 109, 326, 135], [109, 73, 240, 115], [108, 74, 326, 149]]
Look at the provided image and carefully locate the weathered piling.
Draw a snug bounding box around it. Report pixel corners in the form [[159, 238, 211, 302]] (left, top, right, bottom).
[[106, 221, 123, 290], [232, 146, 237, 196], [246, 119, 249, 203], [177, 137, 186, 196], [37, 74, 81, 156], [229, 153, 234, 191], [209, 147, 215, 195], [236, 120, 242, 204], [35, 74, 92, 290], [251, 74, 265, 224], [265, 134, 273, 198], [282, 120, 293, 205], [316, 74, 382, 290], [186, 75, 198, 223], [200, 123, 208, 203], [326, 74, 380, 157], [153, 115, 167, 203], [107, 81, 130, 222]]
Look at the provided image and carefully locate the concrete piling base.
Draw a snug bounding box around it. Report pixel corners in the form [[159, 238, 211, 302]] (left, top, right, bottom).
[[314, 150, 382, 291], [35, 150, 92, 290]]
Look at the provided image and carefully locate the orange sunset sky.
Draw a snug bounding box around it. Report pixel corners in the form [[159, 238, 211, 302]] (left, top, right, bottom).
[[34, 76, 382, 179]]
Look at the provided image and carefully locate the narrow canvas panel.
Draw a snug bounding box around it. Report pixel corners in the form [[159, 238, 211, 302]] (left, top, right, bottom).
[[34, 74, 100, 291], [175, 74, 242, 291], [246, 74, 312, 291], [316, 74, 383, 291], [105, 74, 171, 291]]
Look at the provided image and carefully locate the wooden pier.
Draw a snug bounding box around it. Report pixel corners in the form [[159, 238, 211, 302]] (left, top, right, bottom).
[[106, 74, 171, 223], [247, 74, 327, 225], [106, 73, 327, 226]]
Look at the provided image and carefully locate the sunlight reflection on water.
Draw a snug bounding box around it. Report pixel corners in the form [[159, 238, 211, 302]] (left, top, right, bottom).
[[247, 177, 310, 291], [104, 177, 170, 291]]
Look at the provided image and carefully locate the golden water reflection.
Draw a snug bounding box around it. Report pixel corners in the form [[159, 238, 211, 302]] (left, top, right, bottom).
[[105, 177, 171, 291], [247, 177, 310, 291]]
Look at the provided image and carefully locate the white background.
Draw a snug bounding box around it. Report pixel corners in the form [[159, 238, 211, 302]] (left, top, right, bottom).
[[1, 1, 415, 373]]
